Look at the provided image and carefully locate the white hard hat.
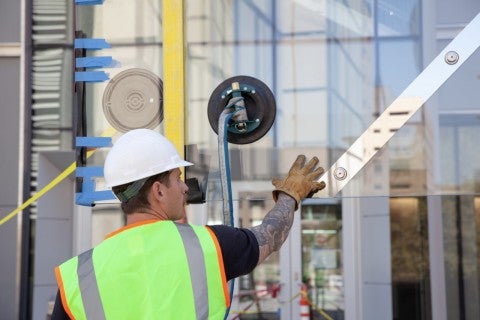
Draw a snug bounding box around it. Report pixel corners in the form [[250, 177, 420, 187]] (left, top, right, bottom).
[[104, 128, 193, 188]]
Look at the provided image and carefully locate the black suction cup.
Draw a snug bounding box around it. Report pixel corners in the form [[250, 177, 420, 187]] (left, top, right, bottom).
[[207, 75, 276, 144]]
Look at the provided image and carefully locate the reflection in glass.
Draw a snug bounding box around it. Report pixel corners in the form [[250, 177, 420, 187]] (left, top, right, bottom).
[[301, 203, 344, 319], [440, 114, 480, 194], [390, 197, 431, 320], [235, 196, 282, 318], [442, 195, 480, 320]]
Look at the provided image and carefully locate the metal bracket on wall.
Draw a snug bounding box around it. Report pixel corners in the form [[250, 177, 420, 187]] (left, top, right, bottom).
[[315, 12, 480, 198]]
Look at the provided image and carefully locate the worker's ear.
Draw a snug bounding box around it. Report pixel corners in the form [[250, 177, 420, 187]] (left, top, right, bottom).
[[151, 181, 166, 200]]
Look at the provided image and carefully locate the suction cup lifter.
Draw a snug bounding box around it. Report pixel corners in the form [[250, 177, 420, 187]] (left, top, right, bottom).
[[208, 75, 276, 144], [207, 76, 277, 318]]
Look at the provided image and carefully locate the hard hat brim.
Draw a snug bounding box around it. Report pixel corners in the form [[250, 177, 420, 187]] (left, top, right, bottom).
[[106, 160, 194, 188]]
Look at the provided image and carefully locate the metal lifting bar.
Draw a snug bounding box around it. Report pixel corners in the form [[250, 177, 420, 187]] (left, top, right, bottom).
[[315, 11, 480, 198]]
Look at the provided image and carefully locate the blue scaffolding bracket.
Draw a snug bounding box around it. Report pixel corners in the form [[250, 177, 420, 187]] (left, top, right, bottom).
[[75, 137, 116, 206]]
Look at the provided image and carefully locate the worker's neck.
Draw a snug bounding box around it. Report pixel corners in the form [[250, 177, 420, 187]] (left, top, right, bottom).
[[127, 212, 166, 225]]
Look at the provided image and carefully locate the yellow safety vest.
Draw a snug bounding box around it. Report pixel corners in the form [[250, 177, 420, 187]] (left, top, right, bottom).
[[55, 220, 229, 319]]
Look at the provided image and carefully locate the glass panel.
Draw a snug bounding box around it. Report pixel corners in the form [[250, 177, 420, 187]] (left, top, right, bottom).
[[301, 202, 343, 319], [183, 0, 480, 200], [73, 2, 480, 198], [76, 0, 480, 200]]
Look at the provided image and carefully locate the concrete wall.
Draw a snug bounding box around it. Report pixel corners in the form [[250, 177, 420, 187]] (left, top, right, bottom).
[[32, 152, 75, 320], [0, 0, 23, 319]]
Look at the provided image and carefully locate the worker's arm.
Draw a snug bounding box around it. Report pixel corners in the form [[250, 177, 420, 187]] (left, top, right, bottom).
[[249, 155, 326, 264], [249, 193, 296, 264], [50, 290, 69, 320]]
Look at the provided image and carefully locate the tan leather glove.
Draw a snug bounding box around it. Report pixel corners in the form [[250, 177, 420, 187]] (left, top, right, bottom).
[[272, 155, 326, 210]]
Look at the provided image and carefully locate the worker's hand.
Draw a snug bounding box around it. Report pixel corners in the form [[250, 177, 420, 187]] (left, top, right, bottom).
[[272, 155, 326, 210]]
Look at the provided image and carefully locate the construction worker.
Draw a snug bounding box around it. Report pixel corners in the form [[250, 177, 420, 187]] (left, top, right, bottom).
[[51, 128, 326, 319]]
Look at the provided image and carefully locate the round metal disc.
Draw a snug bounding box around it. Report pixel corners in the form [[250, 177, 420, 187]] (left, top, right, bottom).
[[102, 68, 163, 132], [207, 75, 276, 144]]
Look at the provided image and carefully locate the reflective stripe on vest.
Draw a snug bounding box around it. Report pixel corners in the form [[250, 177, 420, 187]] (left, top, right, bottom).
[[77, 249, 106, 320], [176, 223, 209, 318], [55, 221, 228, 319]]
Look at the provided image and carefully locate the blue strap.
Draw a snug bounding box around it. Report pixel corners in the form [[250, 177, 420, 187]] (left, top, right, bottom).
[[75, 71, 109, 83], [76, 56, 113, 68], [75, 0, 105, 5], [76, 137, 112, 148], [74, 38, 111, 49]]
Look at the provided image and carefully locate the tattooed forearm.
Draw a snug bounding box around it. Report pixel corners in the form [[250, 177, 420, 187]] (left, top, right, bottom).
[[249, 193, 296, 264]]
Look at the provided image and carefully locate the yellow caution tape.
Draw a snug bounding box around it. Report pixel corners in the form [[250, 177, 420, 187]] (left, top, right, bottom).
[[302, 291, 334, 320], [0, 127, 117, 226]]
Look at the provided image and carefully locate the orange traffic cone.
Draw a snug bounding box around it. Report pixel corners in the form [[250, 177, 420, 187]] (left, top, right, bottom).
[[300, 283, 310, 320]]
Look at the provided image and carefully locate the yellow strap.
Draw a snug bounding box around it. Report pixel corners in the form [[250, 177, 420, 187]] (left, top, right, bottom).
[[0, 127, 117, 226], [162, 0, 186, 175]]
